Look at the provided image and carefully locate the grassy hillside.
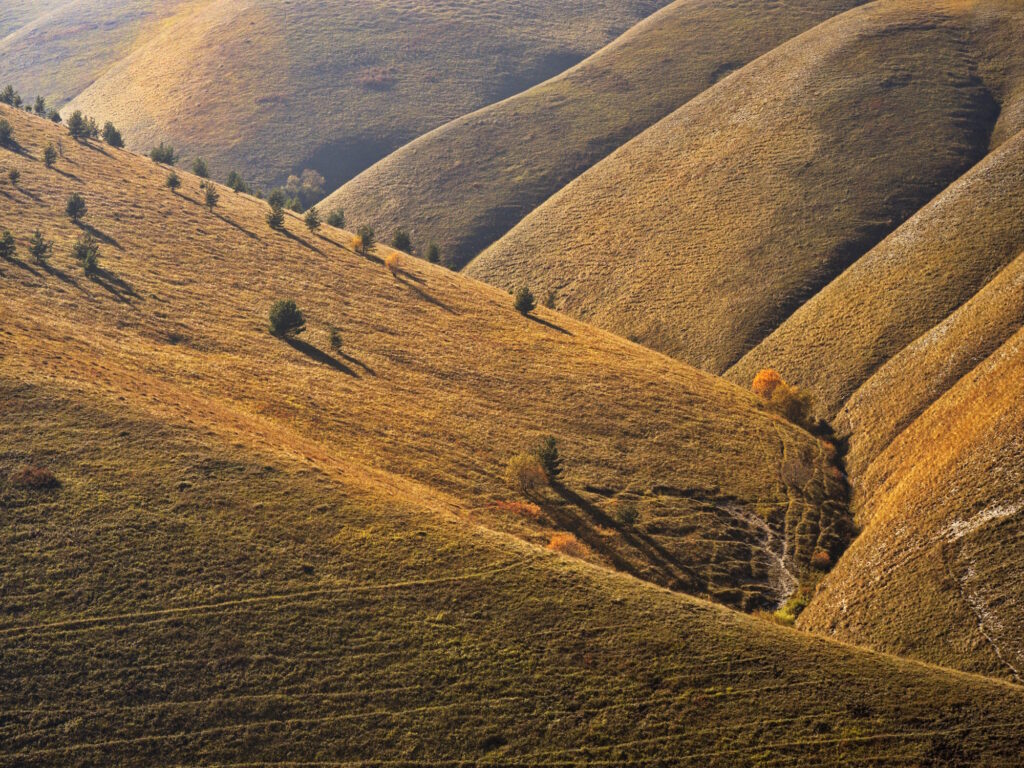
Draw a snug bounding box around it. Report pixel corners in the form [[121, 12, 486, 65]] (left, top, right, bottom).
[[4, 106, 1024, 767], [799, 325, 1024, 682], [0, 104, 851, 615], [65, 0, 671, 191], [468, 0, 1024, 375], [0, 1, 64, 38], [728, 129, 1024, 421], [322, 0, 865, 269], [0, 0, 190, 105]]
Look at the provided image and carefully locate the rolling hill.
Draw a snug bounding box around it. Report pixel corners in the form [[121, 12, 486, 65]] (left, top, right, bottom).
[[64, 0, 673, 191], [321, 0, 866, 269], [4, 103, 1024, 767], [467, 0, 1024, 375], [0, 0, 191, 106]]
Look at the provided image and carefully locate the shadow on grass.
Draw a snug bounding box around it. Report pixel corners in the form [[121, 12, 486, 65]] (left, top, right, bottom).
[[529, 313, 572, 336], [284, 336, 359, 377], [1, 251, 41, 277], [213, 211, 258, 239], [52, 166, 81, 181], [88, 266, 139, 303], [40, 259, 84, 290], [280, 227, 325, 255], [395, 273, 458, 314], [78, 222, 122, 250], [339, 351, 376, 377]]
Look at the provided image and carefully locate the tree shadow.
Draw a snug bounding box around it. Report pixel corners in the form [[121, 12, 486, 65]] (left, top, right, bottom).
[[0, 251, 40, 276], [529, 314, 572, 336], [213, 211, 257, 239], [40, 260, 84, 291], [284, 337, 359, 377], [78, 222, 122, 250], [52, 167, 81, 181], [12, 185, 42, 203], [1, 140, 32, 159], [88, 266, 138, 303], [280, 227, 325, 255], [338, 351, 376, 377], [398, 278, 458, 315]]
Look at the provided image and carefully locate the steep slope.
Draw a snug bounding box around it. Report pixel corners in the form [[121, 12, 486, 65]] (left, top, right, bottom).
[[0, 0, 191, 105], [468, 0, 1024, 374], [4, 106, 1024, 767], [322, 0, 865, 269], [0, 1, 65, 39], [0, 104, 848, 614], [799, 325, 1024, 681], [65, 0, 671, 190], [728, 129, 1024, 420]]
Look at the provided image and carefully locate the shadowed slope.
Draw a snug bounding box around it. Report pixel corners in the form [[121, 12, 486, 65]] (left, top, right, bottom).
[[0, 104, 846, 614], [322, 0, 865, 269], [799, 326, 1024, 681], [469, 0, 1024, 374], [0, 0, 191, 105], [65, 0, 671, 190]]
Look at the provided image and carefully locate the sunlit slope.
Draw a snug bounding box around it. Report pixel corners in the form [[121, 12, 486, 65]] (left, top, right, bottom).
[[65, 0, 671, 190], [0, 0, 191, 105], [469, 0, 1024, 374], [322, 0, 865, 269], [799, 325, 1024, 682], [0, 1, 64, 39], [729, 129, 1024, 421], [4, 371, 1024, 766], [0, 105, 849, 611]]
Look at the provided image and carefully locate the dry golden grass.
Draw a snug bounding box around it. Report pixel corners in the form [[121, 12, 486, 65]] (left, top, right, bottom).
[[799, 325, 1024, 681], [65, 0, 672, 190], [469, 0, 1024, 375], [0, 104, 845, 615], [0, 0, 191, 105], [4, 107, 1024, 766], [322, 0, 865, 269]]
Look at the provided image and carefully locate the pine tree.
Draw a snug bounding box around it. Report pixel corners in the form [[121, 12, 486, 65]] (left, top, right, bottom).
[[65, 193, 87, 223], [0, 230, 15, 260], [44, 144, 57, 168], [204, 184, 220, 211], [513, 286, 535, 315], [101, 122, 124, 148], [304, 207, 321, 232], [29, 230, 52, 263]]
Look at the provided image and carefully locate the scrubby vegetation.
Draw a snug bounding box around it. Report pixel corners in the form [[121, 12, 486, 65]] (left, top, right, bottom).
[[149, 142, 177, 165], [326, 208, 345, 228], [192, 157, 209, 178], [391, 228, 412, 254], [752, 369, 815, 431], [506, 452, 547, 497], [101, 121, 124, 148]]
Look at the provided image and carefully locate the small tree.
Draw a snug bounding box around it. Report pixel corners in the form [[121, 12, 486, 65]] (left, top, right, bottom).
[[0, 85, 21, 107], [544, 289, 557, 309], [304, 206, 321, 232], [66, 111, 91, 141], [192, 157, 209, 178], [752, 369, 784, 399], [226, 171, 250, 193], [534, 436, 563, 482], [327, 208, 345, 228], [506, 453, 547, 498], [43, 144, 57, 168], [426, 242, 440, 264], [267, 189, 287, 209], [391, 229, 412, 253], [357, 225, 375, 255], [165, 171, 181, 193], [66, 193, 87, 223], [47, 109, 62, 124], [101, 122, 124, 148], [29, 230, 52, 263], [71, 233, 99, 272], [513, 286, 535, 315], [267, 204, 285, 230], [33, 96, 46, 116], [149, 142, 177, 165], [269, 299, 306, 337], [385, 252, 401, 276], [329, 326, 342, 352], [0, 119, 12, 146], [7, 168, 19, 185], [204, 184, 219, 211], [0, 230, 15, 260]]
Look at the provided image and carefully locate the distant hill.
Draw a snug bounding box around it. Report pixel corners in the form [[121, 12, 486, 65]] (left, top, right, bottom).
[[321, 0, 866, 269], [0, 0, 190, 105], [64, 0, 673, 190], [468, 0, 1024, 375], [4, 103, 1024, 766]]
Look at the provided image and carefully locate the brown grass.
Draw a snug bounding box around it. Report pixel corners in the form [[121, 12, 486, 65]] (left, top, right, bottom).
[[469, 0, 1024, 374]]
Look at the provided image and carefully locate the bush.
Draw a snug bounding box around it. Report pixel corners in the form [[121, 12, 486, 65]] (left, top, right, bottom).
[[810, 550, 832, 572], [391, 229, 412, 253], [357, 225, 375, 255], [328, 326, 342, 352], [547, 532, 591, 559], [7, 168, 19, 185], [513, 286, 535, 315], [327, 208, 345, 228], [65, 193, 87, 223], [166, 171, 181, 192], [614, 503, 639, 527], [385, 252, 401, 275], [266, 204, 285, 230], [29, 230, 52, 263], [770, 382, 815, 431], [33, 96, 46, 116], [192, 157, 209, 178], [269, 299, 306, 337], [752, 369, 784, 399], [204, 184, 219, 211], [43, 144, 57, 168], [8, 464, 59, 490], [47, 109, 62, 124], [534, 436, 563, 482], [226, 171, 251, 194], [0, 85, 21, 107], [284, 169, 325, 210], [304, 206, 321, 232], [149, 142, 177, 165], [426, 242, 440, 264], [267, 189, 287, 209], [773, 592, 810, 626], [0, 230, 15, 260], [66, 110, 91, 141], [505, 453, 547, 497], [71, 233, 99, 271], [0, 119, 12, 146], [101, 122, 124, 148]]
